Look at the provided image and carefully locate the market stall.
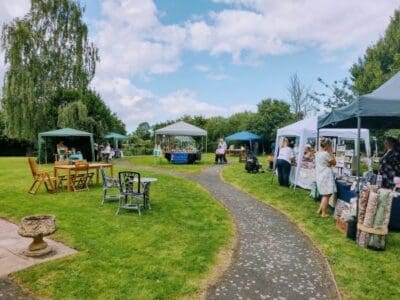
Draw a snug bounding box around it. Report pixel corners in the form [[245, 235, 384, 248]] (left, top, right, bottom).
[[274, 116, 370, 189], [154, 121, 207, 164], [38, 128, 95, 163], [225, 131, 261, 153], [318, 71, 400, 248]]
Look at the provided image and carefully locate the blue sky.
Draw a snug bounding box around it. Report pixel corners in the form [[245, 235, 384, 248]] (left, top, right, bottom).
[[1, 0, 400, 132]]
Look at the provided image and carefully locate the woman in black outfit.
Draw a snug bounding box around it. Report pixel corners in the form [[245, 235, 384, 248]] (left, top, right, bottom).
[[379, 137, 400, 189]]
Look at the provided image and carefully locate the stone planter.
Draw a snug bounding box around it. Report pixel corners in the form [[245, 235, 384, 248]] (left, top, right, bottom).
[[18, 215, 57, 257]]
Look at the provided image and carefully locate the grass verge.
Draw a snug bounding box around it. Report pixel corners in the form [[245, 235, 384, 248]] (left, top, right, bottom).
[[126, 153, 218, 174], [222, 162, 400, 300], [0, 157, 232, 299]]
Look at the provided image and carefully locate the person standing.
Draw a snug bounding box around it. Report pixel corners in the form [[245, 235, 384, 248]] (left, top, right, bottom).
[[379, 137, 400, 189], [276, 137, 294, 187], [215, 138, 227, 164], [315, 138, 336, 217]]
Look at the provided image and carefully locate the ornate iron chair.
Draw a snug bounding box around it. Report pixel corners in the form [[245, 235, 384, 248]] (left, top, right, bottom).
[[28, 158, 57, 195], [100, 167, 120, 204], [71, 161, 90, 192], [117, 171, 145, 215]]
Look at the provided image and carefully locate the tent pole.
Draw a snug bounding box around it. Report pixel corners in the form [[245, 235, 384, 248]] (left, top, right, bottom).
[[38, 134, 41, 164], [316, 128, 320, 151], [45, 138, 47, 164], [356, 116, 361, 222], [90, 135, 95, 162]]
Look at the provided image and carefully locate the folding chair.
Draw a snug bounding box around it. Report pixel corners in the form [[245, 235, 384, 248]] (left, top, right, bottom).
[[71, 161, 90, 192], [28, 158, 56, 195]]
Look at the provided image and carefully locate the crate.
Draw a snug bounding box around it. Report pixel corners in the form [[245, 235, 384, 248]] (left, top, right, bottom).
[[336, 217, 348, 234]]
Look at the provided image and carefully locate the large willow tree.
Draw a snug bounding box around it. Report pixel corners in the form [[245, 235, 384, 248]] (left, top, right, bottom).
[[1, 0, 98, 142]]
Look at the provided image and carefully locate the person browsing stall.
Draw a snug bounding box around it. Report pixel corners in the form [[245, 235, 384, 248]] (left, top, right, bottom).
[[315, 138, 336, 217], [56, 140, 68, 161], [276, 137, 294, 187], [379, 137, 400, 189]]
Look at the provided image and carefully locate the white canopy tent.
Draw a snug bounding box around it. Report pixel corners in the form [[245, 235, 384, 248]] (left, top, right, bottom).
[[154, 121, 208, 152], [274, 116, 371, 189]]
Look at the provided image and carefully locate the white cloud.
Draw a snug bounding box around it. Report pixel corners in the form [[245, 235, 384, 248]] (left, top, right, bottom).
[[191, 0, 400, 63], [194, 65, 210, 72], [93, 75, 255, 132], [94, 0, 186, 78]]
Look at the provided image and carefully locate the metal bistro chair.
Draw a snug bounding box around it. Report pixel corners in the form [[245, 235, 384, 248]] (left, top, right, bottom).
[[117, 171, 145, 215], [100, 167, 120, 204]]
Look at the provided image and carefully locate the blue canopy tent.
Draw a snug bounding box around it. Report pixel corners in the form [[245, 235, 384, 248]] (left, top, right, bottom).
[[225, 131, 262, 153]]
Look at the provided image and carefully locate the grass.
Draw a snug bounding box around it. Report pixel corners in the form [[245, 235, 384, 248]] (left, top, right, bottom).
[[127, 153, 216, 174], [222, 160, 400, 299], [0, 157, 232, 299]]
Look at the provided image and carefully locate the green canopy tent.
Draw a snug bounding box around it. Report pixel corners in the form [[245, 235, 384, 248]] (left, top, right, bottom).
[[104, 132, 129, 149], [38, 128, 95, 163]]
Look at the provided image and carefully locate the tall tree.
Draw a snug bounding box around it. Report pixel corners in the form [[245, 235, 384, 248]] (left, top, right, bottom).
[[135, 122, 151, 140], [1, 0, 98, 142], [308, 77, 356, 110], [287, 73, 313, 120], [250, 99, 293, 147], [350, 10, 400, 95]]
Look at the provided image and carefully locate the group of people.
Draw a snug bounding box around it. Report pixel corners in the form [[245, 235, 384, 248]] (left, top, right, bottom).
[[275, 136, 400, 217], [56, 140, 115, 162]]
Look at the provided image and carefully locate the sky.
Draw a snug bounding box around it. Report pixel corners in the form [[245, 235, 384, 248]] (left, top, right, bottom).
[[1, 0, 400, 132]]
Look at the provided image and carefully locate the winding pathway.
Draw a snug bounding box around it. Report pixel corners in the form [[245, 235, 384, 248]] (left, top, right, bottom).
[[118, 161, 339, 299]]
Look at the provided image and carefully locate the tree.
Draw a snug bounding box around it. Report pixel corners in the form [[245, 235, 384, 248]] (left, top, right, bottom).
[[308, 77, 356, 110], [350, 10, 400, 95], [287, 73, 314, 120], [1, 0, 98, 142], [135, 122, 151, 140], [250, 99, 294, 150]]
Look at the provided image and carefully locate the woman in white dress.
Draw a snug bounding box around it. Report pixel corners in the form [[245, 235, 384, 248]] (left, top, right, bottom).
[[315, 138, 336, 217]]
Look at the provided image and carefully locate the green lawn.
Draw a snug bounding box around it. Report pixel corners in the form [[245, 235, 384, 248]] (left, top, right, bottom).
[[222, 162, 400, 300], [127, 153, 216, 174], [0, 157, 232, 299]]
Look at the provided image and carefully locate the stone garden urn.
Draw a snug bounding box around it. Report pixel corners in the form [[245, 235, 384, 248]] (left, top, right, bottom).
[[18, 215, 57, 257]]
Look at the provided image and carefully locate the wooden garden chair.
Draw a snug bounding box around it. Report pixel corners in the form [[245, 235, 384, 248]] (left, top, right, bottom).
[[28, 157, 57, 195], [71, 161, 90, 192]]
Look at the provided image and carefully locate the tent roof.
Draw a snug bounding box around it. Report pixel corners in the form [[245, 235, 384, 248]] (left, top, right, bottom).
[[278, 116, 370, 140], [39, 127, 92, 137], [225, 131, 261, 141], [155, 121, 207, 136], [104, 132, 129, 140], [318, 71, 400, 129]]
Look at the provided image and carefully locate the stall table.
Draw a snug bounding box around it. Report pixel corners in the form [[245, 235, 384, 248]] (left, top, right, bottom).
[[335, 180, 400, 231], [164, 151, 201, 164]]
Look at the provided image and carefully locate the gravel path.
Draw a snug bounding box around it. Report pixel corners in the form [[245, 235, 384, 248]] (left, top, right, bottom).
[[116, 160, 340, 299]]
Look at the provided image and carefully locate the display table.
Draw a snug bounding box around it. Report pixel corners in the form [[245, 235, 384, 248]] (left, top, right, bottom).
[[335, 180, 400, 231], [164, 151, 201, 164]]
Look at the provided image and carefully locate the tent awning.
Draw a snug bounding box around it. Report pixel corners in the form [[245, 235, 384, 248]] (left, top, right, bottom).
[[318, 71, 400, 129], [104, 132, 129, 140], [155, 121, 207, 136], [225, 131, 261, 141], [39, 127, 92, 137]]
